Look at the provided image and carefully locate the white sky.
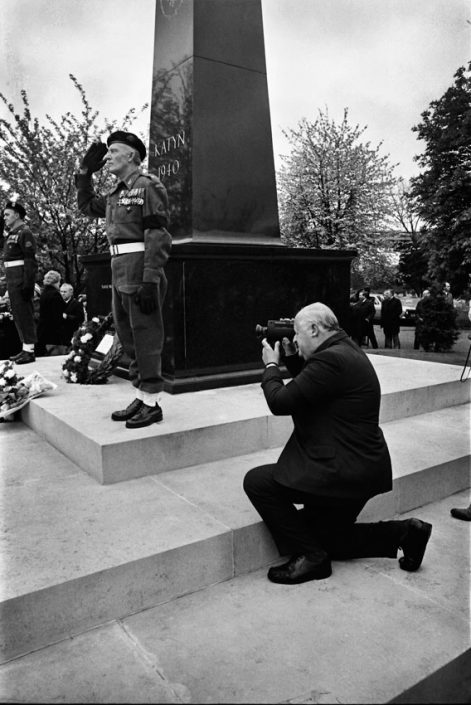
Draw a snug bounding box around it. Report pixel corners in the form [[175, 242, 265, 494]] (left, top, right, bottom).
[[1, 0, 470, 179]]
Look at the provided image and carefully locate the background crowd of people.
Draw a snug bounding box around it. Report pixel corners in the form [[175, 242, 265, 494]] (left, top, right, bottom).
[[0, 267, 85, 362], [347, 282, 460, 353]]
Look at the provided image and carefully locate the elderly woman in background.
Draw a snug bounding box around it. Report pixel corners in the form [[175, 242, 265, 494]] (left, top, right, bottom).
[[36, 270, 66, 356]]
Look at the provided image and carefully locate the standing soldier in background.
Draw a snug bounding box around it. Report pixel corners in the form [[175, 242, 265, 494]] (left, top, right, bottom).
[[2, 201, 37, 364], [75, 132, 172, 428]]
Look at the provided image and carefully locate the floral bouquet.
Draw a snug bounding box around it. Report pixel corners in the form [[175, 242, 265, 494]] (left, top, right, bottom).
[[0, 360, 57, 419], [61, 313, 123, 385]]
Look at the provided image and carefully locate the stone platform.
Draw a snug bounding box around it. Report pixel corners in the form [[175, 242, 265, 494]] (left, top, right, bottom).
[[18, 354, 471, 484], [0, 354, 470, 696]]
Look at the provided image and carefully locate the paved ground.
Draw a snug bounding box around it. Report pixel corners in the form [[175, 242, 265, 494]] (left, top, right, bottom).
[[0, 489, 469, 704], [367, 325, 471, 370]]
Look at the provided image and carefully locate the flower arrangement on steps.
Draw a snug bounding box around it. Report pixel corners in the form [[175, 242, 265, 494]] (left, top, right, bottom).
[[61, 313, 123, 384]]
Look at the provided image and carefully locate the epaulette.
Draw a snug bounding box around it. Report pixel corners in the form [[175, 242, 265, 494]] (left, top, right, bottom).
[[141, 173, 165, 188]]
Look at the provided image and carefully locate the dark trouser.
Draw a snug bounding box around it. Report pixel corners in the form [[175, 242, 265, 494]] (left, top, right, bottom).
[[414, 326, 428, 351], [112, 274, 167, 394], [243, 464, 402, 562], [366, 324, 378, 349], [7, 278, 37, 346], [384, 329, 400, 349]]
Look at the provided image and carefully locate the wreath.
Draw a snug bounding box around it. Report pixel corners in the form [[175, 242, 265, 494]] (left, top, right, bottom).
[[61, 313, 123, 384]]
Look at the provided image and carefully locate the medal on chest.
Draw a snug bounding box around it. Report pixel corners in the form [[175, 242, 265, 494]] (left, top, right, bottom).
[[117, 187, 145, 209]]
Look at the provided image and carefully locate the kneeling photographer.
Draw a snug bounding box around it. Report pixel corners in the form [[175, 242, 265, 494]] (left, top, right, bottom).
[[244, 302, 432, 585]]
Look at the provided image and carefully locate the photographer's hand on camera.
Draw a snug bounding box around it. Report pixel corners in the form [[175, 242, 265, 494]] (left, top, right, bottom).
[[262, 338, 281, 367], [281, 336, 296, 358]]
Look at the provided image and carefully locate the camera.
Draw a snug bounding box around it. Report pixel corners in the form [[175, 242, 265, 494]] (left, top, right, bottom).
[[255, 318, 295, 344]]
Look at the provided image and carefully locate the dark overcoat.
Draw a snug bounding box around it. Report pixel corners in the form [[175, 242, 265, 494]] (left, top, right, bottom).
[[261, 331, 392, 500], [380, 297, 402, 335], [37, 286, 66, 349], [61, 297, 85, 345]]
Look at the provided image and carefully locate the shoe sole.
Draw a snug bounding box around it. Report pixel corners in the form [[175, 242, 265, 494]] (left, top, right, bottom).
[[399, 520, 432, 572]]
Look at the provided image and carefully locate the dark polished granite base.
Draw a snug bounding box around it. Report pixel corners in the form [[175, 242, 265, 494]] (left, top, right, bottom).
[[82, 241, 356, 393]]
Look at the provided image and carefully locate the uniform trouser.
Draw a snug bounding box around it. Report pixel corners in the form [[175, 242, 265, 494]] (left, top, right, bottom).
[[112, 274, 167, 394], [243, 464, 403, 563], [7, 279, 37, 345]]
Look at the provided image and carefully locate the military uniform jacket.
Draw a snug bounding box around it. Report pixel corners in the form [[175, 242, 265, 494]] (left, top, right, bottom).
[[3, 222, 37, 289], [76, 170, 172, 294], [261, 331, 392, 500]]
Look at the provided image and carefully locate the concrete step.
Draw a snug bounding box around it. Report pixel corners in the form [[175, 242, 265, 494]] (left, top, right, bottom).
[[1, 402, 469, 662], [18, 354, 471, 484], [0, 490, 469, 704]]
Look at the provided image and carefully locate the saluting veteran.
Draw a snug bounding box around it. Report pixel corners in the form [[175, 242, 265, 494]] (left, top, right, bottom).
[[3, 200, 38, 364], [75, 132, 172, 428]]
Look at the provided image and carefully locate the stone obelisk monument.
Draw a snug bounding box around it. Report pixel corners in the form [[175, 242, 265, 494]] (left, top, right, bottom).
[[82, 0, 355, 393], [149, 0, 279, 242], [146, 0, 355, 392]]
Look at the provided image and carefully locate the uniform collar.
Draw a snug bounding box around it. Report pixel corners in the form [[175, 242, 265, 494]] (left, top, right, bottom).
[[9, 221, 24, 234], [109, 168, 141, 194]]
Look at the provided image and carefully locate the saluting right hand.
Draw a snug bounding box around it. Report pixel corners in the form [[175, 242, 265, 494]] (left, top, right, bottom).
[[80, 141, 108, 175]]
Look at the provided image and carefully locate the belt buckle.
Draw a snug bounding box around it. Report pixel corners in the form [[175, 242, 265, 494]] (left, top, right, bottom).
[[111, 244, 119, 256]]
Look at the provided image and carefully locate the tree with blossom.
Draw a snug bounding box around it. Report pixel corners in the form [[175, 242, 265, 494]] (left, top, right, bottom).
[[0, 75, 147, 291], [277, 108, 400, 285]]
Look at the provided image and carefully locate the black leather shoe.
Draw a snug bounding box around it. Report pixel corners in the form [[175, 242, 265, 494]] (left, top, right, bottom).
[[399, 518, 432, 572], [11, 351, 35, 364], [111, 398, 143, 421], [450, 506, 471, 521], [125, 402, 163, 429], [267, 555, 332, 584]]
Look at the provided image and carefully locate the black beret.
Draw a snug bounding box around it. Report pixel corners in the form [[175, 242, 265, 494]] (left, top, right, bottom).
[[107, 131, 146, 161], [5, 201, 26, 219]]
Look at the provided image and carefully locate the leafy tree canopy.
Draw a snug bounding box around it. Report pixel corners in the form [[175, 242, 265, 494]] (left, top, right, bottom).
[[410, 62, 471, 295], [0, 75, 147, 292], [277, 108, 399, 282]]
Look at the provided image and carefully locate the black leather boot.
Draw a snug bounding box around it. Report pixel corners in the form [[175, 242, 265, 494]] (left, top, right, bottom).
[[111, 398, 143, 421], [450, 505, 471, 521], [11, 351, 35, 364], [398, 518, 432, 571], [125, 402, 163, 429]]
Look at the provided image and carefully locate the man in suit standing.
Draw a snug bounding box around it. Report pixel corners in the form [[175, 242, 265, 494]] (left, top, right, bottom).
[[243, 302, 432, 584], [380, 289, 403, 348], [59, 283, 85, 349]]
